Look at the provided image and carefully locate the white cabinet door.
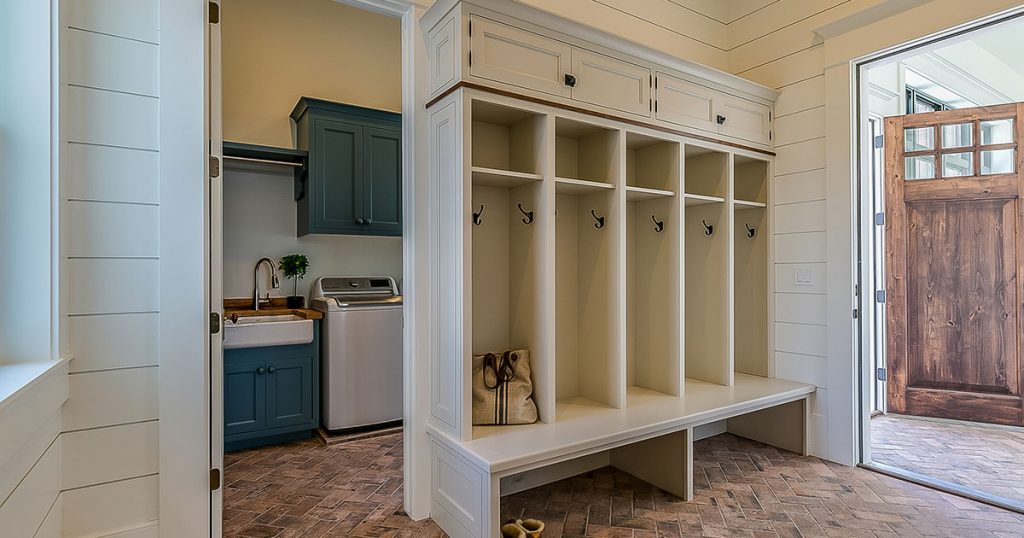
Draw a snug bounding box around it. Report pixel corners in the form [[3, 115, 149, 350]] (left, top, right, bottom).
[[716, 94, 772, 145], [571, 47, 651, 118], [469, 15, 572, 98], [654, 72, 718, 133]]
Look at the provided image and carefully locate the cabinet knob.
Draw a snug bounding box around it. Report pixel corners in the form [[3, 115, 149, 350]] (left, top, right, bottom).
[[356, 217, 366, 225], [268, 366, 277, 374], [564, 73, 577, 88], [256, 367, 265, 375], [364, 218, 372, 225], [716, 114, 727, 125]]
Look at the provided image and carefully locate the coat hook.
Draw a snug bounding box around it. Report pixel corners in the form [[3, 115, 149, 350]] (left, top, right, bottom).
[[745, 222, 756, 238], [591, 209, 605, 229], [517, 203, 534, 224], [473, 204, 484, 226], [651, 215, 664, 233], [702, 219, 714, 236]]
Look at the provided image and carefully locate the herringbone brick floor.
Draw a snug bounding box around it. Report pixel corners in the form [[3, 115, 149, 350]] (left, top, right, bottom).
[[872, 414, 1024, 505], [223, 432, 1024, 537]]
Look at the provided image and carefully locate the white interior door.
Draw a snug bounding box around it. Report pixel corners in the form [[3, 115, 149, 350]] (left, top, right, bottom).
[[208, 1, 225, 536]]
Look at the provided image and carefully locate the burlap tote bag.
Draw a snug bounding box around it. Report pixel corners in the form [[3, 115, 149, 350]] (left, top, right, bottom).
[[472, 349, 538, 425]]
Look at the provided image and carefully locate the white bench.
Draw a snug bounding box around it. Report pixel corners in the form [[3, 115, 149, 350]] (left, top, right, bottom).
[[427, 374, 816, 538]]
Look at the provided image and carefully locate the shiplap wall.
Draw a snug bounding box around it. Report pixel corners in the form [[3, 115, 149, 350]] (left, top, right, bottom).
[[60, 0, 161, 536]]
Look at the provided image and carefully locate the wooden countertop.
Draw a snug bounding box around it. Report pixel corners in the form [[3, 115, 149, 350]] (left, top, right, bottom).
[[224, 298, 323, 320]]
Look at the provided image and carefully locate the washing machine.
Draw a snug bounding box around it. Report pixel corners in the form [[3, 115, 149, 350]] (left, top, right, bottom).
[[311, 276, 403, 432]]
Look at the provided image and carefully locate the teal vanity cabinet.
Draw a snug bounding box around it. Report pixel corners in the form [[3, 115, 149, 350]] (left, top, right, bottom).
[[291, 97, 402, 237], [224, 323, 320, 451]]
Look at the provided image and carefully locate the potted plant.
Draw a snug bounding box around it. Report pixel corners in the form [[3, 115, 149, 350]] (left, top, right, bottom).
[[279, 254, 310, 309]]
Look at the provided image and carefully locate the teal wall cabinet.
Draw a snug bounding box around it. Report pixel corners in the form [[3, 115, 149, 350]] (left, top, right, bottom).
[[292, 97, 401, 236], [224, 323, 320, 451]]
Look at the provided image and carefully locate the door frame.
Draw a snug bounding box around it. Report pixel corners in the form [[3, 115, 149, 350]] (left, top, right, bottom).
[[853, 6, 1024, 466], [200, 1, 432, 537]]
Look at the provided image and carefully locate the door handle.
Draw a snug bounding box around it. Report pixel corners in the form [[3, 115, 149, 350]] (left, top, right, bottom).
[[256, 367, 265, 375], [267, 366, 277, 374]]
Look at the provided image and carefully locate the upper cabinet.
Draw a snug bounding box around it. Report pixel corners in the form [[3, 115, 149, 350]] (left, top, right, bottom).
[[656, 72, 772, 146], [427, 4, 776, 150], [292, 98, 401, 237]]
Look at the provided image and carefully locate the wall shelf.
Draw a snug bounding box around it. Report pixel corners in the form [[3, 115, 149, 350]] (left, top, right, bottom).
[[683, 193, 725, 206], [223, 141, 307, 168], [554, 177, 615, 194], [734, 199, 767, 208], [472, 166, 543, 187], [626, 186, 675, 201]]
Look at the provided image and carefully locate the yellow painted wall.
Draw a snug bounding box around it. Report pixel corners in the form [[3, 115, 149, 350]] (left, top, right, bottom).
[[221, 0, 401, 147]]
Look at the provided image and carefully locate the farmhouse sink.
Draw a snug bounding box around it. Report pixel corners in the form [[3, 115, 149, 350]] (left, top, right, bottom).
[[223, 314, 314, 349]]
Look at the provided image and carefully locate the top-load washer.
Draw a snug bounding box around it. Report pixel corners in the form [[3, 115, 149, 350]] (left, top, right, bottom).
[[311, 276, 403, 432]]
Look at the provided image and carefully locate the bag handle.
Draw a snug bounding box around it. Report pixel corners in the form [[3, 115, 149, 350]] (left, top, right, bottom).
[[483, 351, 517, 390]]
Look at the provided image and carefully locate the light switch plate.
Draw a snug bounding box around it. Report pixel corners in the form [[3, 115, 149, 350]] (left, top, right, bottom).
[[794, 269, 814, 286]]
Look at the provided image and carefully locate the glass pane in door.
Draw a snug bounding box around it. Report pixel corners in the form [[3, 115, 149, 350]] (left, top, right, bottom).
[[941, 152, 973, 177]]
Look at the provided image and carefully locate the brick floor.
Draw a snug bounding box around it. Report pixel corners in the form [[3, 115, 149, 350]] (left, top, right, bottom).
[[872, 413, 1024, 505], [224, 431, 1024, 537]]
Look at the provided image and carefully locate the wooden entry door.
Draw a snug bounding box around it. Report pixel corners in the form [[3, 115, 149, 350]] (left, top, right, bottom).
[[885, 104, 1024, 426]]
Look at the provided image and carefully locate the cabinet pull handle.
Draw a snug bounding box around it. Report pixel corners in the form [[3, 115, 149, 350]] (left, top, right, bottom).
[[564, 73, 577, 88], [716, 114, 727, 125], [268, 366, 277, 374], [256, 367, 265, 375]]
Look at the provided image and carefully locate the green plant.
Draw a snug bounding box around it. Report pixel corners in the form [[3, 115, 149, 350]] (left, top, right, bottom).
[[279, 254, 310, 297]]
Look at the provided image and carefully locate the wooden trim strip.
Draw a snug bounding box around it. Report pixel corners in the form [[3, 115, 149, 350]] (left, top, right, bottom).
[[903, 174, 1018, 202], [901, 103, 1017, 128], [425, 81, 776, 157], [903, 143, 1016, 158]]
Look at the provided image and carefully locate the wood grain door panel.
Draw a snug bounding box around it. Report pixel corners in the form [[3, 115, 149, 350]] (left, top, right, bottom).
[[886, 105, 1024, 427]]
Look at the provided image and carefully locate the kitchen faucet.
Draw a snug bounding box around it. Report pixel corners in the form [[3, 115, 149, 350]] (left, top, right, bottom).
[[253, 257, 280, 311]]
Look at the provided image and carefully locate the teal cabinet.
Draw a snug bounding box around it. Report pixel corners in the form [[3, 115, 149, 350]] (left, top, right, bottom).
[[224, 323, 320, 451], [292, 98, 401, 237]]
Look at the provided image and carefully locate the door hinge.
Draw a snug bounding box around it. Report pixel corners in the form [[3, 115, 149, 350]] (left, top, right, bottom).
[[209, 156, 220, 179], [210, 312, 221, 335], [873, 135, 884, 149], [654, 76, 658, 89], [210, 468, 221, 491], [209, 1, 220, 24], [876, 368, 887, 381], [875, 289, 886, 304], [654, 101, 658, 113], [468, 19, 472, 37], [852, 308, 859, 319], [854, 284, 860, 296], [468, 50, 472, 67], [874, 211, 885, 226]]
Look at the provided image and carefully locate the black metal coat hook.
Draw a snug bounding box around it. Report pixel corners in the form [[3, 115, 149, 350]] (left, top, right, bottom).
[[745, 222, 756, 238], [591, 209, 605, 229], [652, 215, 664, 233], [472, 204, 484, 226], [702, 219, 714, 236], [518, 203, 534, 224]]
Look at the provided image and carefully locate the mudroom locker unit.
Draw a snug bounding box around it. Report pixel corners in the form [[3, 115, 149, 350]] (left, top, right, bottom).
[[421, 1, 816, 536]]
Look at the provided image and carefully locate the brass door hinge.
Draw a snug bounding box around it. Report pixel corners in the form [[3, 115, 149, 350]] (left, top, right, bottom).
[[210, 155, 221, 179]]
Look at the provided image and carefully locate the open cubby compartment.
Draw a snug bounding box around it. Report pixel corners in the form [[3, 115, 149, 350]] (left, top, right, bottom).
[[626, 132, 680, 195], [555, 186, 624, 410], [471, 180, 554, 424], [684, 199, 732, 386], [734, 205, 768, 377], [471, 99, 546, 186], [626, 193, 682, 399], [734, 156, 769, 207], [555, 117, 619, 187], [684, 145, 728, 205]]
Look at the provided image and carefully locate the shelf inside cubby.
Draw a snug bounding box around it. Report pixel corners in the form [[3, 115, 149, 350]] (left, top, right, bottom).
[[734, 205, 768, 377], [734, 155, 769, 206], [684, 145, 728, 199], [684, 193, 725, 206], [472, 99, 544, 177], [626, 132, 679, 192], [626, 185, 675, 201], [472, 166, 543, 187], [555, 177, 615, 195], [555, 117, 618, 184], [733, 199, 767, 208]]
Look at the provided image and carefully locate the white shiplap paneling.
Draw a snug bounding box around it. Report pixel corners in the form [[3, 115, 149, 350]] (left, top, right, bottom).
[[775, 351, 828, 387], [65, 28, 158, 96], [774, 232, 825, 263], [0, 438, 61, 538], [60, 475, 158, 538], [775, 322, 827, 357], [773, 200, 826, 234], [34, 494, 61, 538], [64, 0, 158, 44], [774, 168, 825, 205], [62, 367, 159, 431], [774, 137, 826, 176], [775, 293, 827, 326], [0, 410, 59, 507], [66, 143, 159, 204], [64, 85, 158, 150], [67, 201, 159, 258], [61, 421, 159, 490], [68, 313, 159, 373], [773, 106, 825, 147], [67, 258, 159, 315], [775, 75, 825, 117]]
